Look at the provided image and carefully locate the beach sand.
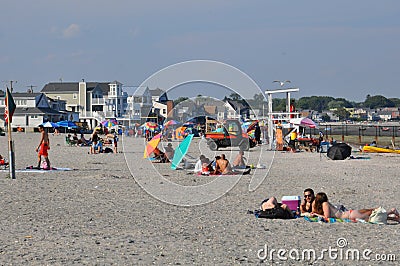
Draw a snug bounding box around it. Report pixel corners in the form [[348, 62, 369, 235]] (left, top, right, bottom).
[[0, 133, 399, 264]]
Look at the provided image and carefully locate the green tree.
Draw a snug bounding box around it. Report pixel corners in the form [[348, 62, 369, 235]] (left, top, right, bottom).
[[363, 95, 394, 109], [333, 107, 350, 120], [389, 98, 400, 107], [272, 98, 287, 112], [321, 114, 331, 122], [173, 97, 189, 106]]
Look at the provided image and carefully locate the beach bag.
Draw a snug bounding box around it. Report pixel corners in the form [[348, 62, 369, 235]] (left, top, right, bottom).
[[254, 198, 293, 219], [255, 206, 292, 219], [369, 207, 387, 224]]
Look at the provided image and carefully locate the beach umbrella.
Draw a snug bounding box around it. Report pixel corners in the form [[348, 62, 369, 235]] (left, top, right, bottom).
[[143, 121, 159, 132], [171, 134, 194, 170], [101, 119, 118, 128], [143, 133, 162, 158], [327, 143, 352, 160], [57, 120, 78, 128], [41, 121, 59, 128], [290, 117, 318, 128], [164, 120, 180, 127]]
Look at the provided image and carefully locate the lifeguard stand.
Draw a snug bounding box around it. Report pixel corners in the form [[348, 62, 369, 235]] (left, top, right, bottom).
[[265, 88, 300, 150]]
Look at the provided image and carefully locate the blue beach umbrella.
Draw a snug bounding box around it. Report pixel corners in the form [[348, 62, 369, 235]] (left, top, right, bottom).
[[57, 120, 78, 128], [41, 121, 59, 128], [171, 134, 194, 170]]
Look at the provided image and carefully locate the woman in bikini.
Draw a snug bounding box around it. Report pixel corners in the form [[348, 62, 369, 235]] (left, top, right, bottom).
[[312, 192, 400, 222]]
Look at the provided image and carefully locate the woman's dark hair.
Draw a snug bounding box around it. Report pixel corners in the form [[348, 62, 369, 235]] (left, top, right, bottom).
[[314, 192, 328, 215]]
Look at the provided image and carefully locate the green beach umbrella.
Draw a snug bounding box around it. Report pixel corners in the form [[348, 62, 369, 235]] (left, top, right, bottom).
[[171, 134, 194, 170]]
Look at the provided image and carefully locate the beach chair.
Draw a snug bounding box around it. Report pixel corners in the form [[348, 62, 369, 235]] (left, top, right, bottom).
[[65, 136, 77, 146]]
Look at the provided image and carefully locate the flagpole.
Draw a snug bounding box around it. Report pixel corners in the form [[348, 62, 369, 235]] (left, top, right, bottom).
[[6, 87, 16, 179]]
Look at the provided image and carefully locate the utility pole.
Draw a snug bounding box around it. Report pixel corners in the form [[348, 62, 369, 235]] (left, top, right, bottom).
[[9, 80, 17, 92]]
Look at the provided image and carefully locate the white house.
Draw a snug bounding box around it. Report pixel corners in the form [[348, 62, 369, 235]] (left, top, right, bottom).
[[0, 92, 67, 131], [41, 80, 128, 129]]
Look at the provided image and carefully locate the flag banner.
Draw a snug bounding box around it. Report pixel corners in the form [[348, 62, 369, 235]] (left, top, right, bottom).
[[4, 87, 16, 124]]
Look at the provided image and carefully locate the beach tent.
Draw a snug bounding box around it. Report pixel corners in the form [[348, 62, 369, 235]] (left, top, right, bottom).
[[171, 134, 194, 170], [327, 143, 352, 160]]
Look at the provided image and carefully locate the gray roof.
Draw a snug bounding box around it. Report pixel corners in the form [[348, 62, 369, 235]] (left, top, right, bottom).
[[41, 82, 79, 93], [0, 107, 64, 115], [150, 88, 165, 97], [41, 82, 113, 94]]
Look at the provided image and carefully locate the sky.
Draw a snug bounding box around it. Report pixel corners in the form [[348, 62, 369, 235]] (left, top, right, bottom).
[[1, 0, 400, 102]]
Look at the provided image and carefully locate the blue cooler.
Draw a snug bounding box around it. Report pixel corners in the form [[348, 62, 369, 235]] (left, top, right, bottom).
[[320, 141, 329, 153]]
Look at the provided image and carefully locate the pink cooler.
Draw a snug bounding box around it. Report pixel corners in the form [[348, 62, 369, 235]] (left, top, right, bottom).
[[281, 196, 301, 211]]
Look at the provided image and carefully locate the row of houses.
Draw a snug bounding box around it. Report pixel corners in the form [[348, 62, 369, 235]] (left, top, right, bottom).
[[2, 80, 398, 131], [0, 80, 261, 131], [302, 107, 400, 122]]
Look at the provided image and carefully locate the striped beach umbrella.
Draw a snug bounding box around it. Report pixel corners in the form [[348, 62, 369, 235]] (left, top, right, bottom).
[[101, 119, 118, 128]]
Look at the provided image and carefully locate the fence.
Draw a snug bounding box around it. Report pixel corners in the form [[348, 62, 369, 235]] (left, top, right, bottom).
[[305, 124, 400, 147]]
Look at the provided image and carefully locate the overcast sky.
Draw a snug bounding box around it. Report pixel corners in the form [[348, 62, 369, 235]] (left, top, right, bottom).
[[1, 0, 399, 102]]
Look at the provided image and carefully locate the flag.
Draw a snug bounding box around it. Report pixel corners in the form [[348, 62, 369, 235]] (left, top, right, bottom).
[[4, 87, 16, 124]]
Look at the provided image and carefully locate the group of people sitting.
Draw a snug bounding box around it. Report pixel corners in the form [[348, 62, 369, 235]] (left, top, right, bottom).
[[194, 151, 251, 175], [67, 133, 91, 146], [89, 130, 118, 154], [262, 188, 400, 223]]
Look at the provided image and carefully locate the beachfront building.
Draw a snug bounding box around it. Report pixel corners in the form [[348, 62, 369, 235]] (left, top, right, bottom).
[[41, 80, 128, 129], [125, 87, 174, 125], [127, 86, 153, 124], [0, 91, 67, 132]]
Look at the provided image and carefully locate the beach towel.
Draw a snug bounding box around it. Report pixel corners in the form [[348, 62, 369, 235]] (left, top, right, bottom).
[[304, 216, 361, 223]]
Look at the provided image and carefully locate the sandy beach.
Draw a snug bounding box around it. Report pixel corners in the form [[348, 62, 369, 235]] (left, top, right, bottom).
[[0, 132, 399, 265]]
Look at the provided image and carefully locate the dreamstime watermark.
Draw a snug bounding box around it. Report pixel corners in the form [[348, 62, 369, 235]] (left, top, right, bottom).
[[257, 237, 397, 262], [123, 60, 275, 206]]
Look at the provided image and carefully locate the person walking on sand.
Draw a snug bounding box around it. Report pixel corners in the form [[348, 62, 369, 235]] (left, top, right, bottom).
[[36, 125, 51, 169]]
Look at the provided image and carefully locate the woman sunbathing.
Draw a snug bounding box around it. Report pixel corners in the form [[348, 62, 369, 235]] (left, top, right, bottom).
[[312, 192, 400, 222]]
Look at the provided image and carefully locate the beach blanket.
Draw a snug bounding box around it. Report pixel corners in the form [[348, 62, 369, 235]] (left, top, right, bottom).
[[304, 216, 362, 223], [2, 167, 74, 173]]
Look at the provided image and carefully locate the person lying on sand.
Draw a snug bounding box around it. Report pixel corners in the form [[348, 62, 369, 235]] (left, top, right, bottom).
[[311, 192, 400, 222], [300, 188, 315, 216], [261, 197, 294, 219]]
